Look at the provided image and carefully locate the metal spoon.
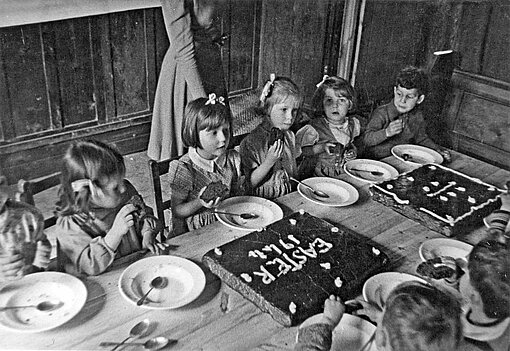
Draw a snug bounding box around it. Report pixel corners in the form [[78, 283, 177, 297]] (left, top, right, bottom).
[[137, 277, 166, 306], [110, 319, 150, 351], [0, 299, 63, 312], [100, 336, 174, 350], [290, 177, 329, 198], [349, 168, 384, 177], [214, 211, 258, 220]]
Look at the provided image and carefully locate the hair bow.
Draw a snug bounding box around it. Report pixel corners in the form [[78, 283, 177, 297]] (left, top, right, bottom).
[[205, 93, 225, 106], [259, 73, 276, 102], [316, 75, 330, 88], [71, 179, 102, 198]]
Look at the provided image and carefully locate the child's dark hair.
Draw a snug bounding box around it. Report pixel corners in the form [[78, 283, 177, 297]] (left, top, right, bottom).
[[395, 66, 429, 96], [468, 239, 510, 319], [382, 281, 462, 351], [182, 95, 232, 149], [57, 139, 125, 216], [311, 75, 357, 118], [257, 75, 303, 116]]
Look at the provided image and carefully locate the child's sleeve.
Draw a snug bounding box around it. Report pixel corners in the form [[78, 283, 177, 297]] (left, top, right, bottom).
[[296, 125, 319, 148], [167, 159, 194, 203], [363, 108, 390, 147], [294, 323, 333, 351], [123, 180, 162, 237], [413, 112, 441, 151]]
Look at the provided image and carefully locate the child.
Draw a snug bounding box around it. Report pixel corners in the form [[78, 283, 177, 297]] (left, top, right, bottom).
[[458, 239, 510, 351], [168, 94, 243, 235], [0, 177, 51, 281], [56, 139, 163, 276], [296, 75, 361, 178], [240, 74, 303, 199], [363, 66, 451, 161], [296, 281, 462, 351]]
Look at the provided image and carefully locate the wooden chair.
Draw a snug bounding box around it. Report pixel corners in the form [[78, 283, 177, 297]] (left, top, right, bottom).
[[149, 158, 173, 239]]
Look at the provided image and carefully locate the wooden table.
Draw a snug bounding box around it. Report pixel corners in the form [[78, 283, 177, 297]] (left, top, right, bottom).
[[1, 151, 509, 350]]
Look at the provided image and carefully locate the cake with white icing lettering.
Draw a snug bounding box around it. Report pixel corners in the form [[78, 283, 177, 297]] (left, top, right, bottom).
[[202, 211, 388, 326], [370, 164, 503, 237]]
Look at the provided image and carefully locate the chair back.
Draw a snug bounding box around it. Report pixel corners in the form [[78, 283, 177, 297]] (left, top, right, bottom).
[[149, 159, 172, 238]]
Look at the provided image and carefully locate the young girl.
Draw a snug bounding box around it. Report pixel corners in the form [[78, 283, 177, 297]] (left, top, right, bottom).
[[168, 94, 243, 235], [239, 74, 303, 199], [56, 139, 163, 276], [296, 75, 362, 178]]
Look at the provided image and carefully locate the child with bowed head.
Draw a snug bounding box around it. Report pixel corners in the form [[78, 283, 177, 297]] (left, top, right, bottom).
[[168, 94, 243, 235], [296, 75, 362, 178], [295, 281, 462, 351], [0, 177, 51, 281], [363, 66, 451, 161], [239, 74, 303, 199], [56, 139, 164, 276]]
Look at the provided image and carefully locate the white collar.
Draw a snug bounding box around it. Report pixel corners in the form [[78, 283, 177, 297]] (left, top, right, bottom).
[[189, 147, 226, 172], [327, 119, 349, 130]]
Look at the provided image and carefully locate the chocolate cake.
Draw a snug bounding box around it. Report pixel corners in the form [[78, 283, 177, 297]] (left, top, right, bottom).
[[370, 164, 503, 237], [268, 127, 284, 146], [202, 211, 388, 326], [200, 181, 229, 202]]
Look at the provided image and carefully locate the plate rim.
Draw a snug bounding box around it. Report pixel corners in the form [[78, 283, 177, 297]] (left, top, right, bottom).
[[343, 159, 399, 183], [418, 238, 473, 262], [297, 177, 359, 207], [391, 144, 443, 165], [214, 195, 283, 231], [362, 271, 427, 305], [0, 271, 87, 333], [118, 255, 206, 310]]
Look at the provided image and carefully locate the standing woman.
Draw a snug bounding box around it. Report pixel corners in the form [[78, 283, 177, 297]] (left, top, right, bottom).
[[148, 0, 228, 162]]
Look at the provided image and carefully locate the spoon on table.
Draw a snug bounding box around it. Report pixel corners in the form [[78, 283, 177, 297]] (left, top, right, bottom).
[[137, 277, 166, 306], [214, 211, 258, 220], [290, 177, 329, 198], [349, 168, 384, 177], [110, 319, 150, 351], [0, 299, 63, 312], [100, 336, 176, 350]]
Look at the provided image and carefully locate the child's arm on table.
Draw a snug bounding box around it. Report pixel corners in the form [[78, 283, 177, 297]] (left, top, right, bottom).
[[0, 252, 24, 281], [32, 236, 52, 271], [249, 140, 283, 187]]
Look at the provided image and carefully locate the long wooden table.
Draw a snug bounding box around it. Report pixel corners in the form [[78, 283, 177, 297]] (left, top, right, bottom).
[[1, 151, 509, 350]]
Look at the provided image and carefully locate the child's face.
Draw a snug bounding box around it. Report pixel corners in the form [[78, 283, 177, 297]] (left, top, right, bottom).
[[90, 174, 126, 209], [393, 85, 424, 114], [269, 98, 299, 131], [198, 122, 230, 160], [323, 88, 350, 124]]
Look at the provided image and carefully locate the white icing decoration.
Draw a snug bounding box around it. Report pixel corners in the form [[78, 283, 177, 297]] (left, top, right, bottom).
[[455, 187, 466, 192], [423, 186, 430, 192], [299, 209, 305, 215], [429, 165, 437, 170], [407, 176, 414, 181], [331, 227, 339, 233], [447, 192, 456, 197], [431, 181, 439, 186], [468, 196, 476, 204], [241, 273, 252, 282], [289, 302, 297, 314], [440, 196, 448, 201], [289, 218, 297, 225], [335, 277, 343, 288], [372, 247, 380, 256], [214, 247, 222, 256], [489, 187, 495, 191], [387, 184, 393, 190], [446, 215, 454, 222], [320, 262, 331, 270]]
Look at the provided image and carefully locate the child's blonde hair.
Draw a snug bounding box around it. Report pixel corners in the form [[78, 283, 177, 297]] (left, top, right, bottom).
[[382, 281, 462, 351], [57, 139, 125, 216], [257, 74, 302, 117], [468, 239, 510, 319], [182, 94, 232, 149], [311, 75, 357, 118]]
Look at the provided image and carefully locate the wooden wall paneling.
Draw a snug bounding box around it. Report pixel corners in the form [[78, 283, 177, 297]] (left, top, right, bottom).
[[0, 39, 12, 142], [89, 15, 108, 124], [0, 24, 50, 139], [144, 9, 157, 108], [481, 4, 510, 82]]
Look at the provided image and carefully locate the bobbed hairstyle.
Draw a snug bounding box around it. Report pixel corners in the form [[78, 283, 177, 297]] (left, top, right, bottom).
[[182, 96, 232, 149], [468, 239, 510, 319], [382, 281, 462, 351], [57, 139, 125, 216], [311, 75, 357, 119], [257, 76, 303, 117], [395, 66, 429, 96]]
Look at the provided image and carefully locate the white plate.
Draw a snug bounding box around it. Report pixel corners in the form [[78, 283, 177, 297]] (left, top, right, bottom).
[[391, 144, 443, 165], [344, 159, 399, 183], [0, 272, 87, 333], [119, 255, 206, 310], [297, 177, 359, 207], [362, 272, 427, 308], [215, 196, 283, 231], [419, 238, 473, 262], [298, 314, 377, 351]]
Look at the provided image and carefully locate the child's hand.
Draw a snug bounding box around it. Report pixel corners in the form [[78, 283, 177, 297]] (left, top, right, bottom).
[[110, 204, 136, 238], [198, 186, 222, 209], [320, 295, 345, 327], [346, 298, 383, 324], [386, 119, 404, 137], [142, 232, 162, 255], [33, 240, 52, 269], [441, 149, 452, 163], [265, 139, 283, 166], [322, 143, 337, 155], [344, 148, 357, 161], [0, 251, 24, 281]]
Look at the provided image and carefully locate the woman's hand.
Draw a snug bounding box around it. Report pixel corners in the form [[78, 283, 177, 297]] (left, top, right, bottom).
[[193, 0, 216, 29], [0, 251, 24, 281], [321, 295, 345, 327]]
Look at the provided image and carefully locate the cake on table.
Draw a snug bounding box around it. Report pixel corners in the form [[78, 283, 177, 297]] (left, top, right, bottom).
[[202, 211, 388, 326], [370, 164, 503, 237]]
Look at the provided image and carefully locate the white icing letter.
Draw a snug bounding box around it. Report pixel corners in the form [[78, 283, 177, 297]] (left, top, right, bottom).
[[267, 258, 292, 276], [288, 235, 300, 244], [282, 253, 304, 271], [279, 239, 295, 250], [313, 238, 333, 253], [253, 265, 276, 284]]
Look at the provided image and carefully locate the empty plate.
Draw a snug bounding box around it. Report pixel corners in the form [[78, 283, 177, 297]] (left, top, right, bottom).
[[391, 144, 443, 165], [215, 196, 283, 231], [419, 238, 473, 263], [362, 272, 427, 308], [344, 159, 399, 183], [297, 177, 359, 207], [119, 255, 206, 310]]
